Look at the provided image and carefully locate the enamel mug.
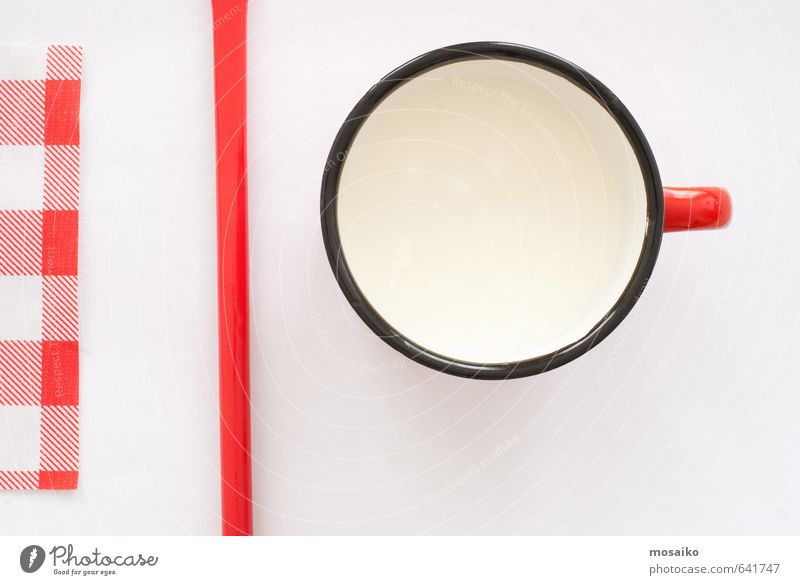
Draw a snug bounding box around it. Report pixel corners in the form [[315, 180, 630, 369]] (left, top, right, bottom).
[[320, 42, 732, 380]]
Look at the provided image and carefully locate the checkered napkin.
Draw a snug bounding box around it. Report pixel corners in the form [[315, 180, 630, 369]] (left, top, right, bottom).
[[0, 45, 82, 490]]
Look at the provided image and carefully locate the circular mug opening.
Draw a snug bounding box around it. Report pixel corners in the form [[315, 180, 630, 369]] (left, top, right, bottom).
[[322, 43, 662, 379]]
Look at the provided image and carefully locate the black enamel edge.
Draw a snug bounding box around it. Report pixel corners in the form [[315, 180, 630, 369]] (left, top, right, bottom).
[[320, 41, 664, 380]]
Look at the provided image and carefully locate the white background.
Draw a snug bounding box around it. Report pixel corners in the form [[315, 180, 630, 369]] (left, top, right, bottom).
[[0, 0, 798, 535]]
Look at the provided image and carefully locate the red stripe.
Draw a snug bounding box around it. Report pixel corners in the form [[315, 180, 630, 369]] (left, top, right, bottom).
[[0, 210, 43, 275], [0, 340, 42, 405], [0, 80, 45, 145], [39, 405, 79, 471], [42, 276, 78, 340], [46, 46, 83, 81], [0, 470, 39, 490], [44, 145, 80, 209]]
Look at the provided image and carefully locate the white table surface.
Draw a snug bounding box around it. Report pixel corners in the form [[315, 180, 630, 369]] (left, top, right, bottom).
[[1, 0, 798, 535]]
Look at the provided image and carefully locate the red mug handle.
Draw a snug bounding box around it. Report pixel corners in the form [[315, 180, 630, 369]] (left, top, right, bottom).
[[663, 186, 732, 232]]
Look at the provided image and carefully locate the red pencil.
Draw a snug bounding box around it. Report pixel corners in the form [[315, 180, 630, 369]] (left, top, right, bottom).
[[211, 0, 252, 536]]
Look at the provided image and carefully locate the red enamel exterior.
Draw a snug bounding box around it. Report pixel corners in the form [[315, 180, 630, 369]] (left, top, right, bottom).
[[663, 186, 732, 232], [211, 0, 252, 536]]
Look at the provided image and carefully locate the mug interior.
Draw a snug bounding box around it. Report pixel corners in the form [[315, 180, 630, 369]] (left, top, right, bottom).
[[335, 56, 648, 366]]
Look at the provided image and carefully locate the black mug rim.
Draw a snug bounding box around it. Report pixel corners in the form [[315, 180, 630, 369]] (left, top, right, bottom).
[[320, 41, 664, 380]]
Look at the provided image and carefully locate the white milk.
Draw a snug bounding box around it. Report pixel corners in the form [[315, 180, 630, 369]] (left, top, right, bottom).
[[337, 58, 647, 364]]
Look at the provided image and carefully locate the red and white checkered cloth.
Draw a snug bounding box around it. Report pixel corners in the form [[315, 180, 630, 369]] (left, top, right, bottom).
[[0, 45, 82, 490]]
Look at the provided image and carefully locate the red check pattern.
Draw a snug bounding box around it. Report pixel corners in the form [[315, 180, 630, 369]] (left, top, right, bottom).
[[0, 45, 81, 490]]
